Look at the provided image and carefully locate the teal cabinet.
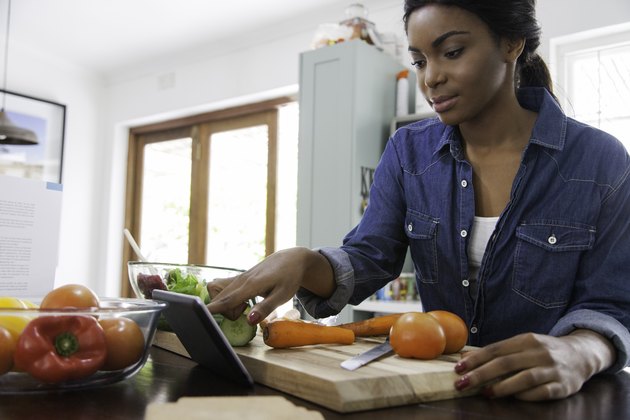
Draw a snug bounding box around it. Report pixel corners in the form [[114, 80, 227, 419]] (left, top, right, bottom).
[[296, 40, 414, 323], [297, 40, 411, 250]]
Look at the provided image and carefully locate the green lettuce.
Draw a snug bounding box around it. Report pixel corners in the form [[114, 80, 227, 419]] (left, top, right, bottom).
[[165, 268, 210, 303]]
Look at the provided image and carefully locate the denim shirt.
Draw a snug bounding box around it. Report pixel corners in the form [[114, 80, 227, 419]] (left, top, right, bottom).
[[297, 87, 630, 372]]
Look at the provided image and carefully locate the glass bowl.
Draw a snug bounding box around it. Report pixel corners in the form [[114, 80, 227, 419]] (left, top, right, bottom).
[[127, 261, 244, 301], [0, 297, 166, 393]]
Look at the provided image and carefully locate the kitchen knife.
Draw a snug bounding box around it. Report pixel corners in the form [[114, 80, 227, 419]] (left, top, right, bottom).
[[340, 339, 393, 371]]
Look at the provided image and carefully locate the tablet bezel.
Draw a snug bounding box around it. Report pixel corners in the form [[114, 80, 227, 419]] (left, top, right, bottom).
[[151, 289, 254, 387]]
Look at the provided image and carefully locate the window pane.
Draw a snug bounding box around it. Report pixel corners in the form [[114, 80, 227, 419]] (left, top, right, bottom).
[[140, 138, 192, 263], [566, 42, 630, 151], [599, 46, 630, 120], [206, 126, 268, 269], [567, 51, 601, 121]]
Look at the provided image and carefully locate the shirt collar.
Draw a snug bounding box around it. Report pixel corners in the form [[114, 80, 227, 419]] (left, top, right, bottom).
[[434, 87, 568, 156], [518, 87, 567, 151]]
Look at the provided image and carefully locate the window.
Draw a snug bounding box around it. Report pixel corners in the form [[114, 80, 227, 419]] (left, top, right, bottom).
[[121, 99, 298, 297], [199, 112, 277, 270], [552, 23, 630, 150], [139, 133, 192, 264]]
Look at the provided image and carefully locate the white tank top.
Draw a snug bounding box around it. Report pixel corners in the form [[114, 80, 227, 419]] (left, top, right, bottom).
[[467, 216, 499, 292]]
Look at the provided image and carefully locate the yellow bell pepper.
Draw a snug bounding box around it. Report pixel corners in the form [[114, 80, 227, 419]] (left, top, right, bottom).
[[0, 297, 33, 340], [21, 299, 39, 309]]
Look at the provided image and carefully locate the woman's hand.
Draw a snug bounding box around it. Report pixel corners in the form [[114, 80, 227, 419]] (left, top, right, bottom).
[[453, 330, 616, 400], [206, 247, 334, 325]]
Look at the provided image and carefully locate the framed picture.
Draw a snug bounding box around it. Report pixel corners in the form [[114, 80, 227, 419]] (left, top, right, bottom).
[[0, 89, 66, 184]]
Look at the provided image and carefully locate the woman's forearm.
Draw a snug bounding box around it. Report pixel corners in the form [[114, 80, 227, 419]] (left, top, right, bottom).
[[294, 247, 336, 298]]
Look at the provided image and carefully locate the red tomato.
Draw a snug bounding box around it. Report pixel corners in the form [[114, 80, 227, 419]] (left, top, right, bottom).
[[99, 317, 145, 371], [40, 284, 100, 309], [428, 310, 469, 354], [0, 326, 16, 375], [389, 312, 446, 360]]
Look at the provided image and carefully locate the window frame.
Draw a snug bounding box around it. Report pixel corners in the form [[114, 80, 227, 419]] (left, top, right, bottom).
[[120, 97, 291, 297], [551, 22, 630, 117]]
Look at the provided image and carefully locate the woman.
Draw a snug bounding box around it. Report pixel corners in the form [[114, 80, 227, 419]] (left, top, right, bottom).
[[207, 0, 630, 400]]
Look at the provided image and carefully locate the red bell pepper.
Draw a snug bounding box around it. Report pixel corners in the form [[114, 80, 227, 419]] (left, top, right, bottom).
[[14, 315, 107, 383]]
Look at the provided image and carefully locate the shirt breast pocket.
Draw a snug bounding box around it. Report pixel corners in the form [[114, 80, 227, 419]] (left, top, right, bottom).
[[512, 221, 595, 309], [405, 210, 439, 284]]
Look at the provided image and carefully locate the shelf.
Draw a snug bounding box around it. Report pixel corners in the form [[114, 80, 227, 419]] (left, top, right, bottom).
[[352, 300, 422, 314]]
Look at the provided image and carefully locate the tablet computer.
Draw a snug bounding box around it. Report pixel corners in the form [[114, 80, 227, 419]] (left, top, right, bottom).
[[152, 289, 254, 387]]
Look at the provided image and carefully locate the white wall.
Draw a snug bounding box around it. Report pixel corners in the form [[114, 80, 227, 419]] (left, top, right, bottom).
[[537, 0, 630, 61], [8, 0, 630, 297], [8, 42, 104, 294]]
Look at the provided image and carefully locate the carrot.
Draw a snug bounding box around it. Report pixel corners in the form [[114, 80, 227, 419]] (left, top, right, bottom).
[[337, 313, 403, 336], [262, 320, 355, 348]]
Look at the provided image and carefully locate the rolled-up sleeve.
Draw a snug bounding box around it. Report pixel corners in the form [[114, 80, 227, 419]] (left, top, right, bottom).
[[550, 309, 630, 372], [296, 247, 355, 319]]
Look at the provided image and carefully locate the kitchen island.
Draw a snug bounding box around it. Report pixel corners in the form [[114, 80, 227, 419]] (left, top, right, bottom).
[[1, 346, 628, 419]]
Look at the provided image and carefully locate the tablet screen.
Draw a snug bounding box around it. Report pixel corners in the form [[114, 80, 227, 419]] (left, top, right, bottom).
[[152, 289, 254, 387]]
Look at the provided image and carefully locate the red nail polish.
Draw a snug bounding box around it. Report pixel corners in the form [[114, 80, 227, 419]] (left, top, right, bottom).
[[247, 311, 261, 324], [455, 375, 470, 391], [454, 360, 467, 373]]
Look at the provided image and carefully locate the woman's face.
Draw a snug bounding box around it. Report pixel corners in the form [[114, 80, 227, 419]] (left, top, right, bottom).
[[407, 5, 518, 126]]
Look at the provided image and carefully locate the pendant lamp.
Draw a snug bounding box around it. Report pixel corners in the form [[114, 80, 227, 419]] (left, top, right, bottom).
[[0, 0, 38, 145]]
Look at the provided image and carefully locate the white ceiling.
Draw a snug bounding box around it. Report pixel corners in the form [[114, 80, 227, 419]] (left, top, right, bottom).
[[5, 0, 359, 76]]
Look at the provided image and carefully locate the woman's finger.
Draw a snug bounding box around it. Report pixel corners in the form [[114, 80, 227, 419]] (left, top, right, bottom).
[[206, 278, 233, 299], [458, 333, 547, 372], [455, 335, 555, 393], [248, 287, 295, 325], [481, 366, 554, 398], [513, 380, 572, 401], [455, 351, 534, 392], [206, 274, 260, 316]]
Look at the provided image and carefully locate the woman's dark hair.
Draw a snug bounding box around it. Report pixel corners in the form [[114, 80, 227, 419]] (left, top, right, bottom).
[[403, 0, 554, 97]]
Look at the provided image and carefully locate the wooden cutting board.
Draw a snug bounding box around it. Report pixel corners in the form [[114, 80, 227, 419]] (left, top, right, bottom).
[[153, 331, 478, 413]]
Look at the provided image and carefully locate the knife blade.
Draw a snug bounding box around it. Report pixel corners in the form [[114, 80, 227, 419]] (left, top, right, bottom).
[[340, 339, 393, 371]]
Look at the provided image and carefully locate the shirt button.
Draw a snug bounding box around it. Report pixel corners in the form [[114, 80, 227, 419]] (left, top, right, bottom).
[[548, 234, 557, 245], [462, 279, 470, 287], [407, 223, 413, 232], [460, 179, 468, 188], [460, 230, 468, 238], [470, 326, 478, 334]]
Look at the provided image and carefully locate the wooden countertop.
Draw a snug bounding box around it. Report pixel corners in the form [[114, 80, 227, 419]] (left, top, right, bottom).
[[0, 346, 628, 420]]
